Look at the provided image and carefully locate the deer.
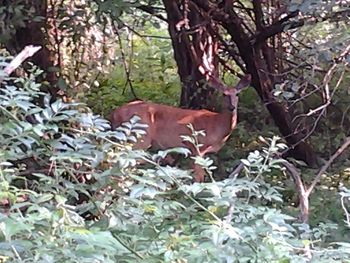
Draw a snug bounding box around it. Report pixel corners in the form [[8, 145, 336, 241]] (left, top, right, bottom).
[[110, 73, 251, 182]]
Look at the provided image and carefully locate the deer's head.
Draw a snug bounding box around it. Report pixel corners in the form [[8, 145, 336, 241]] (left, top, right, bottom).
[[219, 74, 252, 112]]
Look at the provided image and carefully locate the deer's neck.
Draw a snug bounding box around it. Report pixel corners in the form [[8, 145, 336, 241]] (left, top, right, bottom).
[[223, 96, 239, 131]]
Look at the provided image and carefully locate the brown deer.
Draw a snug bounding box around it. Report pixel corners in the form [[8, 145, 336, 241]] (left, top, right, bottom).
[[110, 74, 251, 182]]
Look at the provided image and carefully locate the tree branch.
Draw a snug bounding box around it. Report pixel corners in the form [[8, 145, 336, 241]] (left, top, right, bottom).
[[253, 9, 350, 45], [137, 5, 167, 22], [307, 137, 350, 196], [0, 45, 41, 83], [282, 161, 309, 223]]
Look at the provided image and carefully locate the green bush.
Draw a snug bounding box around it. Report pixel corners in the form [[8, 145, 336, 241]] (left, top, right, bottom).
[[1, 56, 350, 262]]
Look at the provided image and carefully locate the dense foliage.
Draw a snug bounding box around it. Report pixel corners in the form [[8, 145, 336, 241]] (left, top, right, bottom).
[[0, 54, 350, 262], [1, 0, 350, 262]]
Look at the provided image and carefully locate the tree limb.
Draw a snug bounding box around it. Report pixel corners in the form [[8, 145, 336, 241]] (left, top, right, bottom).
[[282, 161, 309, 223], [0, 45, 41, 83], [307, 137, 350, 196], [137, 5, 167, 22], [253, 9, 350, 45]]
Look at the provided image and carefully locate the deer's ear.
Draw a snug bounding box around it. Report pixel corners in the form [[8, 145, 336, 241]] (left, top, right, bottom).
[[235, 74, 251, 91]]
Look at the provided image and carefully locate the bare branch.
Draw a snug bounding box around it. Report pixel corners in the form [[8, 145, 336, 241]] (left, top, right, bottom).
[[341, 194, 350, 228], [0, 45, 42, 83], [287, 43, 350, 151], [282, 161, 309, 223], [113, 24, 138, 99], [307, 137, 350, 196], [137, 5, 167, 22]]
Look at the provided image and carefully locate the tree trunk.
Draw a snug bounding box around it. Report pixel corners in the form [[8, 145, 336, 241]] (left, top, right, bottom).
[[2, 0, 59, 99], [162, 0, 219, 110], [191, 0, 318, 167]]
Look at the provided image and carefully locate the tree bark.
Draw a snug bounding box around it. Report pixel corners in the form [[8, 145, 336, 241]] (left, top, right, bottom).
[[190, 0, 318, 167], [162, 0, 219, 110], [2, 0, 59, 99]]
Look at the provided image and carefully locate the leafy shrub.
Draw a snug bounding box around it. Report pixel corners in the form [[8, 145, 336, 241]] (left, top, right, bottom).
[[0, 56, 350, 262]]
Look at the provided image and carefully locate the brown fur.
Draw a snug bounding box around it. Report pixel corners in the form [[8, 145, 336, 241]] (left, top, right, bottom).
[[110, 75, 251, 181]]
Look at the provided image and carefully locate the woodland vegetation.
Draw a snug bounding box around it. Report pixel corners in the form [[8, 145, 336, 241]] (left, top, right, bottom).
[[0, 0, 350, 262]]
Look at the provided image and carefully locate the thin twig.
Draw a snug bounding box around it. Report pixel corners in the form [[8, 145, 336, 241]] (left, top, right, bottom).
[[341, 195, 350, 227], [225, 201, 235, 224], [114, 25, 138, 99], [285, 43, 350, 152]]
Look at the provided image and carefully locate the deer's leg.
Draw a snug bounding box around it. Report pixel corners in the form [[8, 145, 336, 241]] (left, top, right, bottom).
[[134, 135, 152, 149], [162, 154, 176, 165], [192, 162, 206, 182], [214, 156, 226, 180]]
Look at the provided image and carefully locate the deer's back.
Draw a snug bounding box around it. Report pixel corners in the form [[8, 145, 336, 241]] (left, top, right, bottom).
[[110, 100, 233, 154]]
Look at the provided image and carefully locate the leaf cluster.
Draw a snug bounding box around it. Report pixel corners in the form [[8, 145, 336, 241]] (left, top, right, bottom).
[[0, 54, 350, 262]]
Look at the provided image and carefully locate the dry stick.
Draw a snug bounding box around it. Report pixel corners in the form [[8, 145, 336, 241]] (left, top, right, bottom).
[[0, 45, 41, 83]]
